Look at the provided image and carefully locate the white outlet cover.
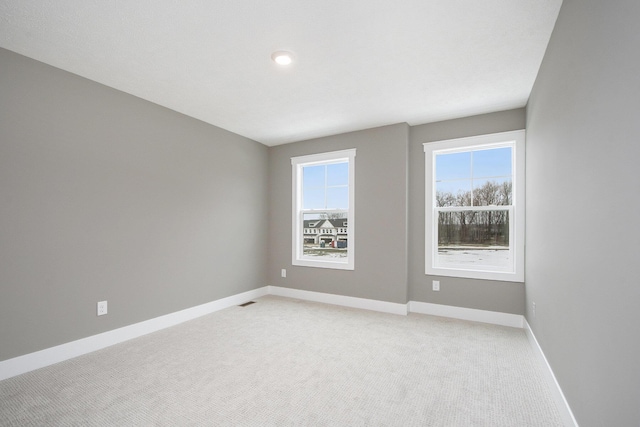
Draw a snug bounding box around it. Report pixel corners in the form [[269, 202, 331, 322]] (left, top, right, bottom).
[[432, 280, 440, 291], [97, 301, 108, 316]]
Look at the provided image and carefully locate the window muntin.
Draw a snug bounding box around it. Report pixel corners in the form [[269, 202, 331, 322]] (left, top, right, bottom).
[[292, 149, 355, 270], [424, 130, 524, 282]]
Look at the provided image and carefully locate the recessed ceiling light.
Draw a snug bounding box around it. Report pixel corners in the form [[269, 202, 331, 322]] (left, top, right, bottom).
[[271, 51, 294, 66]]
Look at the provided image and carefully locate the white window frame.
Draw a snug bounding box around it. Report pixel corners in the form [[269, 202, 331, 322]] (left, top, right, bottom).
[[292, 149, 356, 270], [424, 130, 525, 282]]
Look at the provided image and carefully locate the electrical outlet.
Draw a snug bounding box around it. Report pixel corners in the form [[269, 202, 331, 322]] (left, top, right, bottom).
[[97, 301, 108, 316], [281, 269, 286, 278], [532, 302, 536, 317], [432, 280, 440, 291]]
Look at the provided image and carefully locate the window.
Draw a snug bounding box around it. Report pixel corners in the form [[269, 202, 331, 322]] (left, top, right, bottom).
[[292, 149, 356, 270], [424, 130, 524, 282]]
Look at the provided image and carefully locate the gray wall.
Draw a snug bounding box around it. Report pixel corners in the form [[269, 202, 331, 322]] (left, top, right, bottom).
[[268, 124, 409, 304], [268, 110, 527, 313], [525, 0, 640, 425], [0, 48, 269, 361], [409, 109, 526, 314]]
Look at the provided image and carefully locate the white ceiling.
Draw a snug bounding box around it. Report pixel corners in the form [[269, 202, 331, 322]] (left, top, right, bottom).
[[0, 1, 562, 146]]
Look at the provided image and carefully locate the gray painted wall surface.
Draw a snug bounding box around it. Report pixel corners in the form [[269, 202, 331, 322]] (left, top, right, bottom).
[[0, 48, 269, 361], [267, 124, 409, 304], [525, 0, 640, 425], [409, 109, 526, 314]]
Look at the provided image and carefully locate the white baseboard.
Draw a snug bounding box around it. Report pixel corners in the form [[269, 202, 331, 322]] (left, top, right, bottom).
[[524, 320, 578, 427], [0, 287, 268, 381], [268, 286, 409, 315], [0, 284, 553, 395], [408, 301, 524, 328]]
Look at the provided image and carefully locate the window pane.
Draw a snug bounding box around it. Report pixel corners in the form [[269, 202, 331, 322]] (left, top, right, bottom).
[[302, 212, 348, 260], [303, 188, 325, 209], [326, 186, 348, 209], [472, 147, 512, 178], [435, 152, 471, 181], [435, 180, 471, 207], [326, 162, 348, 186], [303, 165, 325, 189], [472, 178, 512, 206], [436, 210, 511, 271]]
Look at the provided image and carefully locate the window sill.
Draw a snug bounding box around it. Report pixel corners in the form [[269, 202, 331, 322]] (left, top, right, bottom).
[[426, 266, 523, 282], [293, 259, 354, 271]]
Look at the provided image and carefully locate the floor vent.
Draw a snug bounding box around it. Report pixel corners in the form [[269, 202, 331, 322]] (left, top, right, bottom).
[[238, 301, 256, 307]]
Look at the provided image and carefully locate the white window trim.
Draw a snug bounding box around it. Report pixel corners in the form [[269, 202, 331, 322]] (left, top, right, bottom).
[[424, 130, 525, 282], [291, 149, 356, 270]]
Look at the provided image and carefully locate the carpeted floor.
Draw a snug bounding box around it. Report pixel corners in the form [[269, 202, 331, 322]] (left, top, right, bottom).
[[0, 295, 563, 426]]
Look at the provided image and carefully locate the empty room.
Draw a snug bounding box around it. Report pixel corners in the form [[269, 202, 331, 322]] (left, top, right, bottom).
[[1, 0, 638, 426]]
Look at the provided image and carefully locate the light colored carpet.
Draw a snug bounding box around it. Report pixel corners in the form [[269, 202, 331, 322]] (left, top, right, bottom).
[[0, 295, 563, 426]]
